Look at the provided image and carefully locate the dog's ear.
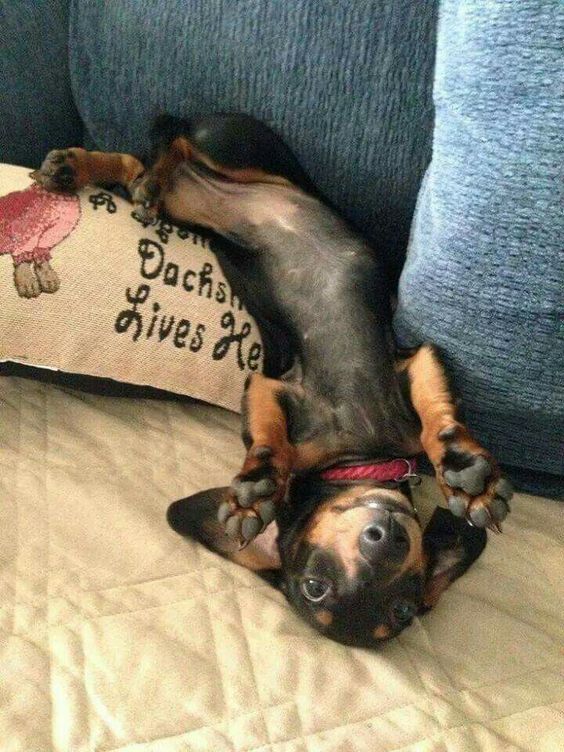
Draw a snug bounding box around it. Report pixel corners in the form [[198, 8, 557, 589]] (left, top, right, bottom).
[[421, 507, 487, 611], [167, 488, 282, 587]]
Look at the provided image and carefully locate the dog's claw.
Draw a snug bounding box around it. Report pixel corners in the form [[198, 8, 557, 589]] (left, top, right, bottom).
[[468, 504, 492, 528], [132, 205, 158, 224]]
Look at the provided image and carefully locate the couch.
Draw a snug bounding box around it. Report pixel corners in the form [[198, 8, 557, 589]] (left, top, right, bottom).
[[1, 2, 562, 751]]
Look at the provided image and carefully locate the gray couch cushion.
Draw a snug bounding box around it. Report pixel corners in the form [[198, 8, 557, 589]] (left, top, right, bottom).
[[394, 1, 563, 492], [69, 0, 437, 279]]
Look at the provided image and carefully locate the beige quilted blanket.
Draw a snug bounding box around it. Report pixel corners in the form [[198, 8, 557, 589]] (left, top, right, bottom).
[[1, 376, 563, 752]]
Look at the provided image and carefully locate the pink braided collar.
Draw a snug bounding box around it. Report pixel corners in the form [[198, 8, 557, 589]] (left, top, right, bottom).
[[320, 458, 418, 484]]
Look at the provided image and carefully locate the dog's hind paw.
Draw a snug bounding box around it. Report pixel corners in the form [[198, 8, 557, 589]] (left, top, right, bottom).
[[131, 176, 161, 224], [32, 149, 80, 192], [437, 426, 513, 531]]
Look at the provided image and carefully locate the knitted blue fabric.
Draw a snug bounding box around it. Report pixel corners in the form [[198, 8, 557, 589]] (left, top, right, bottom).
[[394, 1, 563, 494], [0, 0, 82, 167], [68, 0, 437, 277]]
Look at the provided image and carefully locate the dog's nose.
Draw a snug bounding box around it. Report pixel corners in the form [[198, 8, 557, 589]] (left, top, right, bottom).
[[359, 516, 409, 561]]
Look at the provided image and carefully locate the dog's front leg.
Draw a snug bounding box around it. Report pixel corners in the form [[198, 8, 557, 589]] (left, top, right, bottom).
[[405, 344, 513, 531], [219, 374, 296, 545]]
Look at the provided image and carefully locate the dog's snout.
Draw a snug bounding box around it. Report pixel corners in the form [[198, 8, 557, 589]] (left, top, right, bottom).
[[359, 515, 409, 561]]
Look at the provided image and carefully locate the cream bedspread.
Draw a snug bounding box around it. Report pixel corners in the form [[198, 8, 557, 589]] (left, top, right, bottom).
[[1, 376, 563, 752]]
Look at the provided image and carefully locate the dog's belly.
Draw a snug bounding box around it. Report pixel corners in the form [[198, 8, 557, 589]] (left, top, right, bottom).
[[165, 164, 380, 327], [164, 164, 414, 452]]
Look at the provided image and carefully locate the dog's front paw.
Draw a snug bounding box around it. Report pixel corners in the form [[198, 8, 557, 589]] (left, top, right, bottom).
[[436, 425, 513, 531], [218, 445, 290, 546], [32, 149, 80, 192]]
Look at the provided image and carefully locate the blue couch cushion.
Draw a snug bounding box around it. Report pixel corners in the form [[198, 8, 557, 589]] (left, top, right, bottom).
[[0, 0, 83, 167], [394, 1, 563, 494], [69, 0, 437, 279]]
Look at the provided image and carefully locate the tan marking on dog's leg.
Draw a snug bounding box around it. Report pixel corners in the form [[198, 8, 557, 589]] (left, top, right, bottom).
[[405, 345, 508, 530], [65, 149, 145, 190], [219, 375, 296, 545], [403, 345, 461, 463], [242, 374, 295, 475], [406, 344, 491, 465], [148, 137, 193, 190]]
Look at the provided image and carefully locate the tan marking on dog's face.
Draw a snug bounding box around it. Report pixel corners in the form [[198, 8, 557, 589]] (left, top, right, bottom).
[[306, 487, 375, 580], [373, 624, 392, 641], [305, 486, 424, 583], [423, 571, 452, 609], [391, 517, 425, 581], [315, 609, 333, 626]]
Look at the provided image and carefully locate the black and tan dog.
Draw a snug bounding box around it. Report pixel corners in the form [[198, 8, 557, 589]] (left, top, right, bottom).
[[34, 113, 513, 646]]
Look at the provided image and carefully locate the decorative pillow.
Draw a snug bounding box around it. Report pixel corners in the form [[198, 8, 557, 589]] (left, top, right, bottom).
[[0, 164, 263, 412]]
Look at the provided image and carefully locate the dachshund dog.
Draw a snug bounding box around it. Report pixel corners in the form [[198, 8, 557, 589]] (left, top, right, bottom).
[[34, 113, 513, 646]]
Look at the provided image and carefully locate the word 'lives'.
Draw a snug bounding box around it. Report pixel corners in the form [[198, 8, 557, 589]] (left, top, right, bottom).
[[114, 236, 262, 371]]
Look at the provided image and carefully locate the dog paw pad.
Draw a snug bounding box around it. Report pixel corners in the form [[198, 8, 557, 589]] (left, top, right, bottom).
[[444, 455, 491, 495], [448, 495, 467, 517]]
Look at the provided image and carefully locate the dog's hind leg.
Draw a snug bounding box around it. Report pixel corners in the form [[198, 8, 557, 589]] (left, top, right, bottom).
[[404, 344, 513, 530], [32, 149, 145, 195]]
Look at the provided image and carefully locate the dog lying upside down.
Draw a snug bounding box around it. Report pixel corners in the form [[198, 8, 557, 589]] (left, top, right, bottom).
[[34, 113, 513, 647]]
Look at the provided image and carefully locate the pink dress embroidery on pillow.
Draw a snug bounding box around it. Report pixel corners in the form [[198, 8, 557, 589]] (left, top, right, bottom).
[[0, 183, 80, 298]]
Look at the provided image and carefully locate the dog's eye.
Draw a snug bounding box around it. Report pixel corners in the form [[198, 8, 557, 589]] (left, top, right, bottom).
[[391, 600, 416, 624], [301, 578, 331, 602]]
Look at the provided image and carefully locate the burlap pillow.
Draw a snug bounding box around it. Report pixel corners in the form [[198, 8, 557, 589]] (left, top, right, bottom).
[[0, 164, 263, 412]]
